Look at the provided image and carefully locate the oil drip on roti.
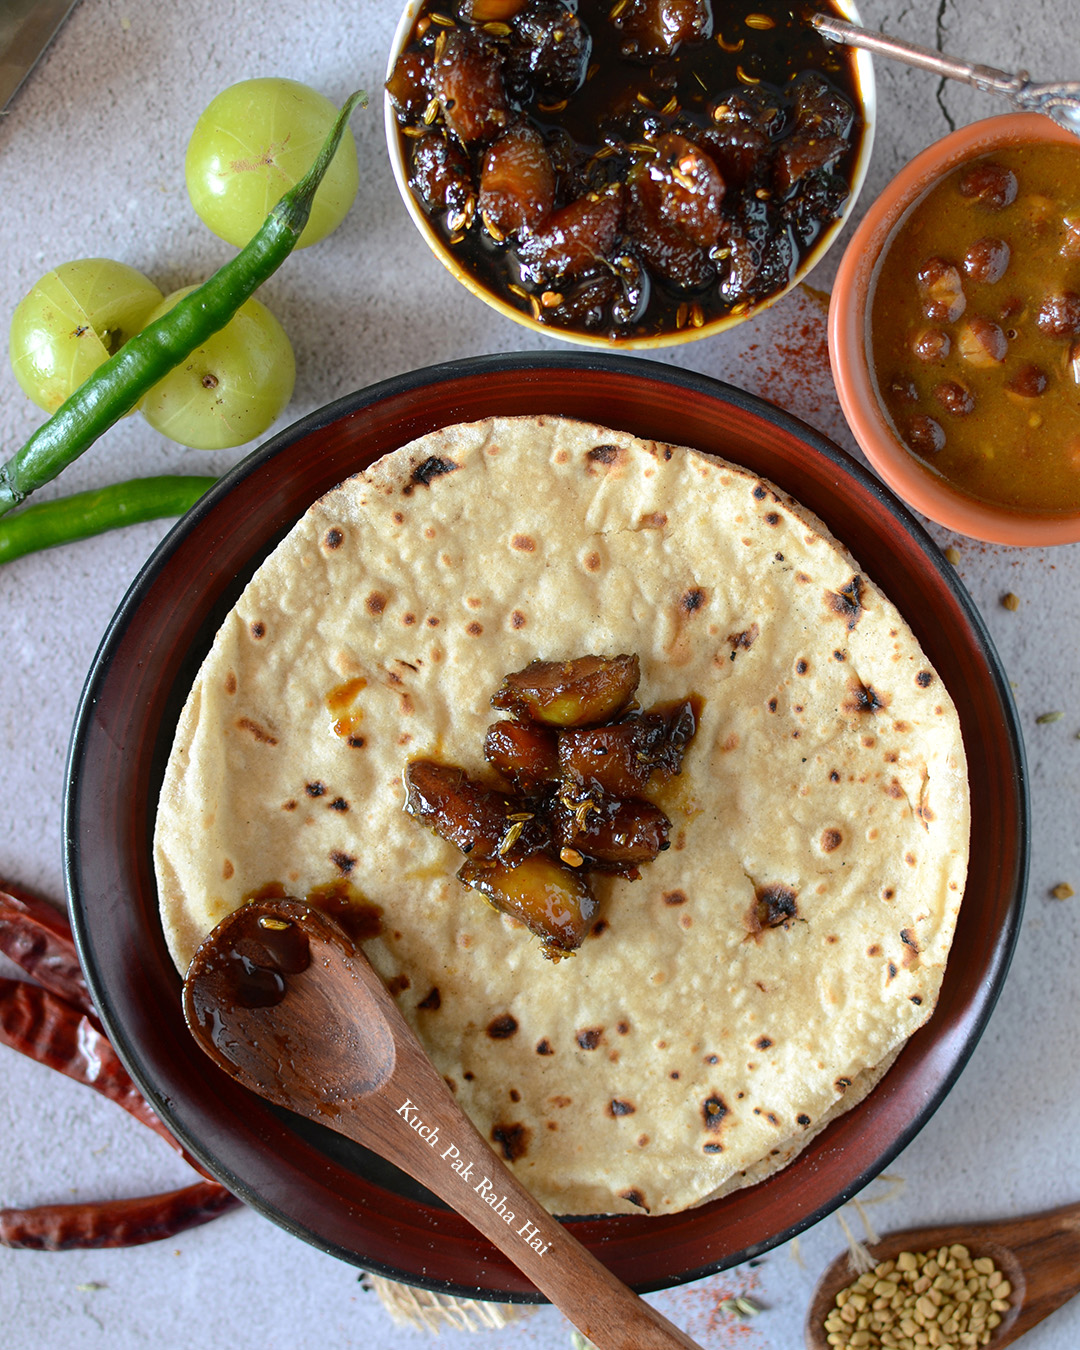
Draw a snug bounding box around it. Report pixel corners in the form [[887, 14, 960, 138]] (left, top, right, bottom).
[[404, 653, 699, 957]]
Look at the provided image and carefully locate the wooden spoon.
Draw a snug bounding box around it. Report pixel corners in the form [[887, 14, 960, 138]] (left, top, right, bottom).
[[805, 1205, 1080, 1348], [183, 896, 702, 1350]]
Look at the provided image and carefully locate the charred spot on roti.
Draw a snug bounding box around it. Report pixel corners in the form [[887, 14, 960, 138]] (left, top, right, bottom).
[[236, 717, 277, 745], [797, 1113, 811, 1127], [487, 1013, 519, 1039], [729, 623, 759, 650], [224, 671, 237, 695], [366, 592, 387, 616], [755, 1036, 773, 1050], [577, 1028, 604, 1050], [638, 511, 667, 529], [585, 445, 621, 467], [747, 883, 799, 936], [330, 850, 357, 875], [821, 828, 842, 852], [845, 679, 887, 715], [323, 527, 344, 550], [900, 928, 921, 964], [680, 588, 706, 614], [620, 1188, 649, 1211], [590, 919, 609, 938], [888, 961, 899, 980], [491, 1122, 530, 1161], [328, 797, 349, 811], [833, 649, 847, 661], [835, 1076, 851, 1093], [222, 859, 234, 880], [796, 658, 809, 675], [512, 534, 536, 552], [829, 769, 841, 783], [702, 1094, 729, 1132], [663, 890, 688, 906], [510, 610, 527, 629], [608, 1098, 636, 1117], [466, 621, 483, 636], [827, 575, 865, 629], [417, 986, 442, 1010], [509, 1087, 521, 1102], [584, 551, 602, 572], [305, 781, 326, 798], [536, 1039, 554, 1055], [386, 973, 410, 996], [703, 1142, 723, 1154], [409, 456, 459, 488], [911, 995, 923, 1005], [282, 799, 297, 811], [403, 613, 416, 626], [617, 1020, 630, 1034], [764, 511, 781, 527], [916, 669, 934, 688], [768, 697, 779, 713]]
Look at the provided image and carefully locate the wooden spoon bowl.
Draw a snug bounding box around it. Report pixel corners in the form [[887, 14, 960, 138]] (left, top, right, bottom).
[[183, 896, 703, 1350], [805, 1204, 1080, 1348]]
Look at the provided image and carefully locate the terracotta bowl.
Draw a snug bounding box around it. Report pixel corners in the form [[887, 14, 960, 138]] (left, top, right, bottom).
[[830, 112, 1080, 546], [383, 1, 875, 350], [66, 354, 1027, 1299]]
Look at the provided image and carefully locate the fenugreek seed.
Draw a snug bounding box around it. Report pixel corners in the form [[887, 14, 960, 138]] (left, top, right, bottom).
[[745, 11, 776, 26], [429, 10, 456, 23], [717, 33, 744, 51], [944, 546, 961, 564], [690, 303, 705, 328], [1037, 710, 1065, 723], [258, 916, 290, 930], [528, 295, 542, 321], [661, 94, 679, 114], [537, 98, 569, 112], [737, 64, 761, 84], [609, 0, 629, 17], [423, 97, 440, 124], [482, 20, 511, 34]]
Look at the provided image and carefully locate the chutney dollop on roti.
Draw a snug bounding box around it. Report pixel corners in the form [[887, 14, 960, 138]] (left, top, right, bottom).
[[154, 415, 969, 1217]]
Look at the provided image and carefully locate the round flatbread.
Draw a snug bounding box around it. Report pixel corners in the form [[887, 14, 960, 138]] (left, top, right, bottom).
[[154, 415, 969, 1217]]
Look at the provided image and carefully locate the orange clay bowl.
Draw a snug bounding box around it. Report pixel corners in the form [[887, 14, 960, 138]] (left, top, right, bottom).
[[830, 112, 1080, 547]]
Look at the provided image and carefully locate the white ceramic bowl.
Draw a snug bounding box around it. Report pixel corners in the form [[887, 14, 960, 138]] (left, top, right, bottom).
[[384, 0, 876, 349]]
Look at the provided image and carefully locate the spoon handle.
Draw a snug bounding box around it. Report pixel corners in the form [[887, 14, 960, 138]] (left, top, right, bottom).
[[811, 14, 1025, 98], [353, 977, 703, 1348]]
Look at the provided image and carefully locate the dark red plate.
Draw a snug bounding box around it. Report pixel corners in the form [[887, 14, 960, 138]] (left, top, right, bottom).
[[66, 353, 1027, 1300]]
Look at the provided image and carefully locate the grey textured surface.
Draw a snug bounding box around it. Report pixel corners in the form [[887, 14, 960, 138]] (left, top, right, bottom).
[[1, 0, 1078, 1346]]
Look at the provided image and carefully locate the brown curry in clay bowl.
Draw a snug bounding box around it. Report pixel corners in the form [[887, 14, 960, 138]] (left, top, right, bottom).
[[830, 112, 1080, 546]]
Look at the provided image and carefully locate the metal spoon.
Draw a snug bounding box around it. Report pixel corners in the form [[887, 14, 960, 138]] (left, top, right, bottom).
[[182, 896, 703, 1350], [804, 1205, 1080, 1348], [812, 13, 1080, 136]]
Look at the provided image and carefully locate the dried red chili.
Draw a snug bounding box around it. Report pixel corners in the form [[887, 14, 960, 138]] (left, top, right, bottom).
[[0, 882, 94, 1015], [0, 1181, 239, 1251], [0, 883, 240, 1248]]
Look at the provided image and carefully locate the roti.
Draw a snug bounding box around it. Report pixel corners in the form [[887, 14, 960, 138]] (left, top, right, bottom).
[[154, 415, 969, 1217]]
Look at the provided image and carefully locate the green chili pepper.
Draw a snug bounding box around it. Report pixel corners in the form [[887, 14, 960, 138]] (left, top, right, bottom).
[[0, 89, 367, 520], [0, 475, 218, 565]]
